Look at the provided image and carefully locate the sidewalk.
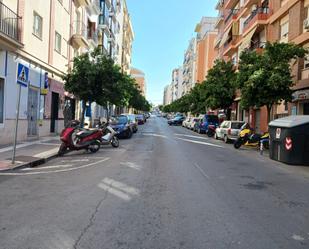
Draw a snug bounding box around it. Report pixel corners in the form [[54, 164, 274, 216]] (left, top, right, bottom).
[[0, 136, 61, 171]]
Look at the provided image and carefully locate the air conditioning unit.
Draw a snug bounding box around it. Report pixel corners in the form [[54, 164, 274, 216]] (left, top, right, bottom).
[[304, 19, 309, 31]]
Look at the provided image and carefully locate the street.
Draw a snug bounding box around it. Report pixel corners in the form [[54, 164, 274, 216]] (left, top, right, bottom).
[[0, 116, 309, 249]]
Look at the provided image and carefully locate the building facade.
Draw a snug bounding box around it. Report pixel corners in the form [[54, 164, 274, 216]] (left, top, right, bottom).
[[131, 67, 146, 96], [182, 38, 197, 95], [0, 0, 133, 145], [194, 17, 218, 83]]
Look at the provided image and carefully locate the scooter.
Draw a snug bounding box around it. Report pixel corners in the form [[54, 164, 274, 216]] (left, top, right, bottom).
[[97, 122, 119, 148], [58, 120, 102, 156], [206, 124, 217, 137], [234, 123, 269, 149]]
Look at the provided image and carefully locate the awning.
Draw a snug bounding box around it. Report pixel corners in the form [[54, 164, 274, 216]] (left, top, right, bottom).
[[238, 26, 257, 55], [292, 89, 309, 102], [214, 37, 222, 48], [220, 26, 232, 47]]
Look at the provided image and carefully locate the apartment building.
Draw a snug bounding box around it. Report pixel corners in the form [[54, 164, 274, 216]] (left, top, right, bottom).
[[182, 38, 197, 95], [215, 0, 309, 132], [172, 67, 184, 100], [163, 84, 173, 106], [194, 17, 218, 83], [131, 67, 146, 96], [0, 0, 131, 145], [268, 0, 309, 117]]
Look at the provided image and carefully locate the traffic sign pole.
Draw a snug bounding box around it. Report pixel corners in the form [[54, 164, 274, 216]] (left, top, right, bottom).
[[12, 84, 22, 164]]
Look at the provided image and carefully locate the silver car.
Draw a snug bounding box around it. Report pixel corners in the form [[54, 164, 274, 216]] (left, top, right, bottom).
[[215, 121, 245, 143]]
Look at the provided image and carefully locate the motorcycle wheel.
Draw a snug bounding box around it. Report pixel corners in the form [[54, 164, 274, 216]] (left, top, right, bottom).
[[111, 137, 119, 148], [207, 130, 214, 137], [234, 139, 242, 149], [88, 141, 100, 153], [58, 143, 67, 156]]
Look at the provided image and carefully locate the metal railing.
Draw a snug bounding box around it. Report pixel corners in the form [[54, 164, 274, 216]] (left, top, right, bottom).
[[0, 2, 21, 42], [244, 7, 270, 28], [225, 8, 239, 24], [71, 21, 87, 39]]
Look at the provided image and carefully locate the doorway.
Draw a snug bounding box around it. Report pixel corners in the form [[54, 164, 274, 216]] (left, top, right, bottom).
[[303, 103, 309, 115], [27, 88, 39, 136], [50, 92, 59, 133]]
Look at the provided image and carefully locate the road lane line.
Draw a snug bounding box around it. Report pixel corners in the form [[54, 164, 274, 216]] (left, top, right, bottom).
[[0, 158, 110, 176], [174, 134, 209, 140], [194, 163, 210, 179], [175, 137, 223, 148]]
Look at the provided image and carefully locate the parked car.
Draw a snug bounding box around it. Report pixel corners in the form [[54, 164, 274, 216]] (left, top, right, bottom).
[[195, 114, 219, 134], [188, 117, 200, 130], [168, 116, 185, 126], [123, 114, 138, 133], [109, 115, 134, 139], [193, 118, 202, 132], [215, 120, 245, 143], [182, 117, 191, 128], [136, 114, 145, 124]]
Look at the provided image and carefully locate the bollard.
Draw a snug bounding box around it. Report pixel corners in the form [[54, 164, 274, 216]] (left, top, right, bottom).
[[260, 140, 264, 155]]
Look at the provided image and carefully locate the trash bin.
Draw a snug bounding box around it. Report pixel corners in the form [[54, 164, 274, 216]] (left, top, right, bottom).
[[268, 115, 309, 165]]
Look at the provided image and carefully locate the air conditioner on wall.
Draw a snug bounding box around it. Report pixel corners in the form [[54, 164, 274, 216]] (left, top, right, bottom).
[[304, 19, 309, 31]]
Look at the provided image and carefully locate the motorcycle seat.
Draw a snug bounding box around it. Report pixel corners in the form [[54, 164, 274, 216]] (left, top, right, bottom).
[[76, 130, 98, 138]]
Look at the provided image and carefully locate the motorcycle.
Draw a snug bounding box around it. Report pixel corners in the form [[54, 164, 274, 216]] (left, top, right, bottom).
[[58, 120, 102, 156], [206, 124, 217, 137], [96, 122, 120, 148], [234, 123, 269, 149]]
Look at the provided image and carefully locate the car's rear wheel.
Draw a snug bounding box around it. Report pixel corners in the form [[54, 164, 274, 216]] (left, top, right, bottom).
[[127, 129, 133, 138]]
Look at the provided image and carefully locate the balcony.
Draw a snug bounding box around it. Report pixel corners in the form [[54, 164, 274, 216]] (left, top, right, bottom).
[[74, 0, 90, 8], [225, 9, 239, 25], [98, 14, 110, 32], [0, 2, 23, 49], [71, 21, 89, 49], [87, 29, 99, 48], [86, 0, 100, 15], [223, 35, 241, 56], [243, 7, 270, 34], [249, 41, 266, 54], [224, 0, 239, 9]]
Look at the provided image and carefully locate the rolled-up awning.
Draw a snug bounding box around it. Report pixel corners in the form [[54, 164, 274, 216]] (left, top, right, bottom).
[[219, 26, 232, 47]]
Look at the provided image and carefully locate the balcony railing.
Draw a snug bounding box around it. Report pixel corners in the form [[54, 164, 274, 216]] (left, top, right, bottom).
[[243, 7, 270, 30], [224, 8, 239, 24], [0, 2, 21, 42], [72, 21, 87, 38]]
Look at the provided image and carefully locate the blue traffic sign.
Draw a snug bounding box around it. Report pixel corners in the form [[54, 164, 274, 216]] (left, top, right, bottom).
[[16, 63, 29, 87], [44, 72, 49, 89]]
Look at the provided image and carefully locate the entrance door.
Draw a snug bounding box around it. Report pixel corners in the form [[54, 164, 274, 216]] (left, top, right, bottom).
[[27, 88, 39, 136], [50, 92, 59, 133], [254, 109, 261, 133], [303, 103, 309, 115]]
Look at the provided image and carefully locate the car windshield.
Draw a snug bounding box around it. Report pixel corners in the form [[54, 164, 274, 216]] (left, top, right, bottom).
[[110, 116, 128, 125], [231, 122, 245, 129], [207, 115, 219, 123]]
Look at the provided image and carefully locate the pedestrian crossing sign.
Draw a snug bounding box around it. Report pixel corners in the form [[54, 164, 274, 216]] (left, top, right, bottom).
[[17, 63, 29, 87]]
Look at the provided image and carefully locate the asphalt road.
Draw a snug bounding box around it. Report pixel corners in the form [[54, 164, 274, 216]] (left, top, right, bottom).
[[0, 116, 309, 249]]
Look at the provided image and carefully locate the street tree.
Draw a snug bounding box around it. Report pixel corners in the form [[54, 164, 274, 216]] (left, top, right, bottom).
[[238, 42, 307, 122], [202, 59, 237, 119]]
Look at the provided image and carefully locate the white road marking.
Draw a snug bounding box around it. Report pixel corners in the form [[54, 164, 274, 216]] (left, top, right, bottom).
[[120, 162, 141, 170], [193, 163, 210, 179], [142, 133, 168, 138], [21, 164, 73, 171], [174, 134, 209, 140], [292, 234, 305, 241], [61, 159, 89, 163], [176, 137, 223, 148], [0, 158, 110, 176]]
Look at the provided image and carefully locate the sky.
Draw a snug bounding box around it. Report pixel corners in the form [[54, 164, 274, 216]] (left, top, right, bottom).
[[127, 0, 218, 105]]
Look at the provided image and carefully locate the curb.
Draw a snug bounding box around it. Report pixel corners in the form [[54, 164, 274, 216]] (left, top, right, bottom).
[[0, 152, 59, 172]]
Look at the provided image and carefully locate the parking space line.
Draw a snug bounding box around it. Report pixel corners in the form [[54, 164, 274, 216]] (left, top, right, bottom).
[[22, 164, 73, 171], [0, 158, 110, 176], [194, 163, 210, 179], [174, 134, 209, 140]]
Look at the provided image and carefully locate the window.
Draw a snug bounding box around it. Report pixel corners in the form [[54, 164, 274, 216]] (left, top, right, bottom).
[[280, 22, 289, 40], [33, 12, 43, 39], [55, 32, 61, 53], [0, 79, 4, 124]]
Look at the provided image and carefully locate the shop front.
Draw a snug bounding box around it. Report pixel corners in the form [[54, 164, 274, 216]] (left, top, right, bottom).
[[292, 89, 309, 115]]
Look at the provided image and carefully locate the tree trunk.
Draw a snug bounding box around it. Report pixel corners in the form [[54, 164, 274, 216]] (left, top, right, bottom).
[[80, 101, 86, 128]]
